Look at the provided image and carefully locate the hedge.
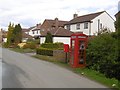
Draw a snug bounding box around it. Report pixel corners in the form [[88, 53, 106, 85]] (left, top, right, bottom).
[[36, 48, 53, 56], [40, 42, 63, 49], [86, 32, 119, 80]]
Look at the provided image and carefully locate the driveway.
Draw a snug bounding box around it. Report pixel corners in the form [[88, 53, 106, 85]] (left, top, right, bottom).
[[2, 48, 107, 88]]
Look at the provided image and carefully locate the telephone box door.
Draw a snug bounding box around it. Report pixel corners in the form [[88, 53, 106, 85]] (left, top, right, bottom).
[[78, 40, 86, 65]]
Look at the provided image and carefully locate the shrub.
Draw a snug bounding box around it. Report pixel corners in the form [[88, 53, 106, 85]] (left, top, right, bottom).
[[36, 42, 63, 56], [34, 39, 40, 44], [22, 42, 36, 49], [27, 39, 34, 42], [45, 32, 53, 43], [18, 43, 26, 48], [36, 48, 53, 56], [86, 32, 119, 80], [2, 43, 9, 48], [40, 42, 63, 50]]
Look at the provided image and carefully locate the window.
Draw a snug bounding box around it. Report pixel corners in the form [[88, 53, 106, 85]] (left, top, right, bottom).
[[84, 22, 88, 29], [66, 25, 70, 30], [33, 31, 34, 34], [76, 23, 80, 30], [37, 30, 38, 34], [100, 23, 102, 29]]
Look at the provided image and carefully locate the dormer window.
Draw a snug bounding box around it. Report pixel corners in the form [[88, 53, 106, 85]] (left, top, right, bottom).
[[76, 23, 80, 30], [84, 22, 88, 29]]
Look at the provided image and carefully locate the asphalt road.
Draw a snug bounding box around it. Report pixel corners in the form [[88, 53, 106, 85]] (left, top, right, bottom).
[[2, 48, 108, 88]]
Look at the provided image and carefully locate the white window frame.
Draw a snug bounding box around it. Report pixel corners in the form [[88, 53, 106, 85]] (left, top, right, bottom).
[[84, 22, 88, 29], [76, 23, 80, 30]]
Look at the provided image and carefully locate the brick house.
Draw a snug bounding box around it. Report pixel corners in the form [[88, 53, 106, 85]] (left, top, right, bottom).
[[40, 18, 73, 45]]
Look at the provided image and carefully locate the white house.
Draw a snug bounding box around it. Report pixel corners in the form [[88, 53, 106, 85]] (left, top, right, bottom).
[[64, 11, 115, 36], [1, 29, 7, 43], [23, 24, 41, 38], [22, 32, 33, 42]]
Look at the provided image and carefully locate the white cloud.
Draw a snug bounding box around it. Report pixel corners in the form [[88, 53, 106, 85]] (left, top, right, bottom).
[[0, 0, 119, 30]]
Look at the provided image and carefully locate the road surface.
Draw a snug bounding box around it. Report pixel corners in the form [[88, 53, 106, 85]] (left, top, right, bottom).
[[2, 48, 107, 88]]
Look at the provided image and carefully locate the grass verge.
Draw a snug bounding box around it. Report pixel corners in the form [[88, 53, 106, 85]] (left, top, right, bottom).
[[9, 48, 36, 53]]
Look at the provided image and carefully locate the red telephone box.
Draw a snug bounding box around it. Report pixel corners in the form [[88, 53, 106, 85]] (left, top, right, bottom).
[[70, 33, 88, 68]]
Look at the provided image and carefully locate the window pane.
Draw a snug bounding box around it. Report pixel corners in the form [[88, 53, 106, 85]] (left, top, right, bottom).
[[84, 22, 88, 29], [76, 23, 80, 30], [67, 25, 70, 30]]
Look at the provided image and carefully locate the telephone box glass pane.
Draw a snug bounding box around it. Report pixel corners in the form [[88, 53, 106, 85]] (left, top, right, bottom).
[[71, 40, 75, 64], [79, 41, 85, 64]]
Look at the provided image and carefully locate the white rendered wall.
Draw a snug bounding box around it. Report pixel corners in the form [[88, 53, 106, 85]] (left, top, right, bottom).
[[40, 37, 45, 44], [53, 37, 70, 45], [91, 12, 115, 35], [40, 37, 70, 45], [28, 30, 40, 37], [68, 22, 90, 35]]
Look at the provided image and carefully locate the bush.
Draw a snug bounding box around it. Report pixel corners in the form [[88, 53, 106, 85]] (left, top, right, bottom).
[[34, 39, 40, 44], [22, 42, 36, 49], [2, 43, 9, 48], [86, 32, 119, 80], [40, 42, 63, 50], [18, 43, 26, 48], [36, 48, 53, 56], [36, 42, 63, 56], [45, 32, 53, 43]]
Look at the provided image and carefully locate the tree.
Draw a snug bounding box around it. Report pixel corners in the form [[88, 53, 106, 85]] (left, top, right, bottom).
[[45, 32, 53, 43], [13, 24, 22, 44], [7, 22, 14, 45], [115, 15, 120, 33]]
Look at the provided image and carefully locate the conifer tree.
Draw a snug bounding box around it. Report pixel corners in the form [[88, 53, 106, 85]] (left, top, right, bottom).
[[13, 24, 22, 44], [45, 32, 53, 43], [7, 22, 14, 45]]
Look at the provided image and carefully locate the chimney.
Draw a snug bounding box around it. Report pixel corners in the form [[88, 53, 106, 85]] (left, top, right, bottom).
[[73, 13, 78, 19], [36, 24, 39, 27], [55, 18, 59, 28]]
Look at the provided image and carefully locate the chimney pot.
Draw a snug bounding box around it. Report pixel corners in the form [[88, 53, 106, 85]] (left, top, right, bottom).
[[73, 13, 78, 18], [55, 18, 59, 28]]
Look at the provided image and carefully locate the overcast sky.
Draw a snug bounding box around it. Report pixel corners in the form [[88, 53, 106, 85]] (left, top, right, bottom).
[[0, 0, 119, 30]]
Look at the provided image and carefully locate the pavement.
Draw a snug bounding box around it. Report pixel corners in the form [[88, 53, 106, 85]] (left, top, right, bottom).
[[2, 48, 108, 88]]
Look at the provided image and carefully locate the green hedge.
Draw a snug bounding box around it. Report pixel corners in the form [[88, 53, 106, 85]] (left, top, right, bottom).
[[40, 42, 63, 49], [36, 42, 64, 56], [86, 32, 119, 81], [36, 48, 53, 56]]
